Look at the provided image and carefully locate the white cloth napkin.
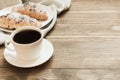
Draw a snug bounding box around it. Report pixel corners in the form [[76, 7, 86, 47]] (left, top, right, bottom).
[[0, 0, 71, 45], [40, 0, 71, 14]]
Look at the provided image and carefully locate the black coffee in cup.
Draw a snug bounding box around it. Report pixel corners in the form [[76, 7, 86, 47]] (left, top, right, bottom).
[[13, 30, 41, 44]]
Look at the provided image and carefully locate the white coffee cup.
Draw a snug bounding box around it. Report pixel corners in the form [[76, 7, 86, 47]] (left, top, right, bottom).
[[5, 26, 45, 61], [5, 6, 57, 61]]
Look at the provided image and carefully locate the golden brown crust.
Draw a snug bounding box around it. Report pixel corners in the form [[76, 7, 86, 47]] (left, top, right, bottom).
[[12, 2, 48, 21], [0, 13, 40, 29]]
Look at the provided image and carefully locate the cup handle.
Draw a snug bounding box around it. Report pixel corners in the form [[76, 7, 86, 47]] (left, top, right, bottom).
[[5, 39, 14, 51], [41, 5, 57, 37]]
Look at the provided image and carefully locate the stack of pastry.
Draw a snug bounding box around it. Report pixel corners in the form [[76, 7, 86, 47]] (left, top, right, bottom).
[[0, 2, 48, 30]]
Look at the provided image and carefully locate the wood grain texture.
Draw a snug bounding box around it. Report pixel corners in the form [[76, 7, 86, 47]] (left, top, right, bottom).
[[0, 68, 120, 80], [22, 0, 43, 3], [1, 0, 120, 80], [0, 0, 21, 9]]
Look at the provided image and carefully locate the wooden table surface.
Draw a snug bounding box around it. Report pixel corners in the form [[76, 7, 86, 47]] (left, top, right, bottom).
[[1, 0, 120, 80]]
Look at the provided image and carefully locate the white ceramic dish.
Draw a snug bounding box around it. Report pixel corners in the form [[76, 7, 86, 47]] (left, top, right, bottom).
[[0, 3, 54, 33], [4, 39, 54, 68]]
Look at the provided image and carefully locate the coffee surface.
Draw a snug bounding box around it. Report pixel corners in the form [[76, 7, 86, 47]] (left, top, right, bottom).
[[13, 30, 41, 44]]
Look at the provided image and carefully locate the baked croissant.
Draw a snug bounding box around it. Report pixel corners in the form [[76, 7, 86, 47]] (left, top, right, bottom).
[[0, 12, 40, 29], [12, 2, 48, 21]]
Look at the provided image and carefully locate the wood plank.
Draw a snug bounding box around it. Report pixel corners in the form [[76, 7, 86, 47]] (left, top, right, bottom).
[[0, 0, 21, 9], [57, 13, 120, 24], [48, 24, 120, 36], [1, 38, 120, 69], [47, 38, 120, 69], [22, 0, 43, 3], [0, 46, 4, 57], [70, 0, 120, 11], [0, 68, 120, 80]]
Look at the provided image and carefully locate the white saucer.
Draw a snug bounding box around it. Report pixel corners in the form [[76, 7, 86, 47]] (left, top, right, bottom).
[[4, 39, 54, 68]]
